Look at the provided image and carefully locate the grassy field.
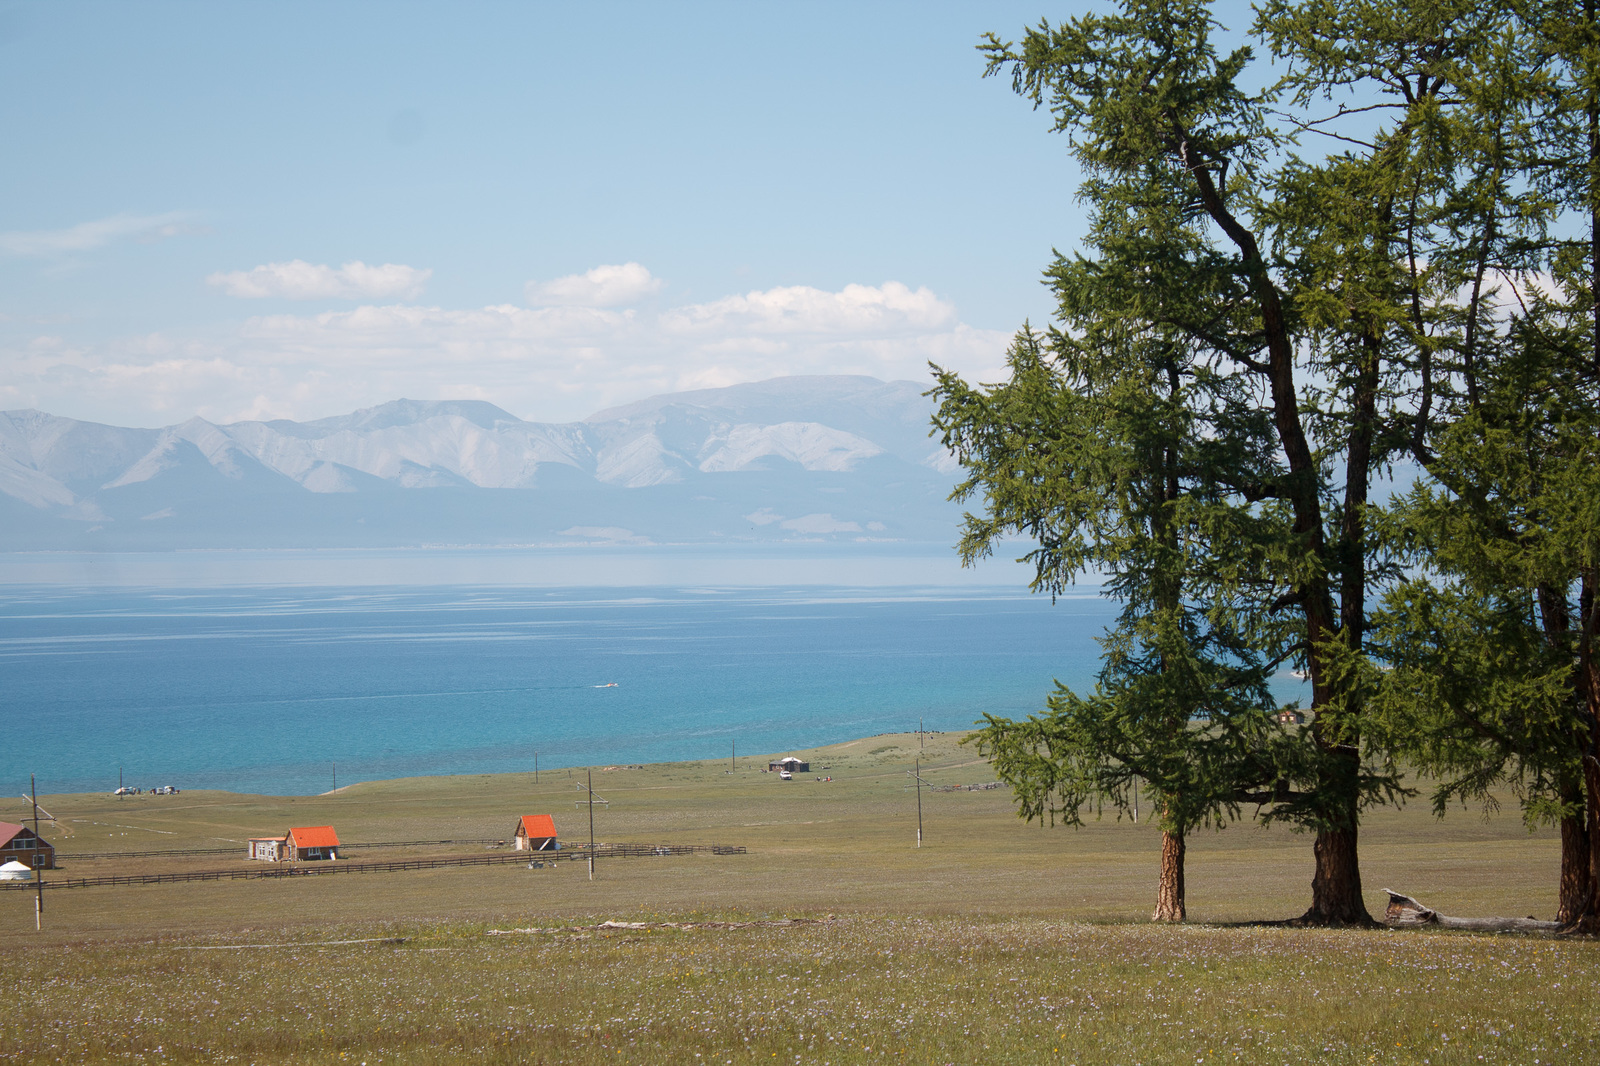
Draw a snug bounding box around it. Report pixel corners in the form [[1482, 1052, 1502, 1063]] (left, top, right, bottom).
[[3, 732, 1596, 1064]]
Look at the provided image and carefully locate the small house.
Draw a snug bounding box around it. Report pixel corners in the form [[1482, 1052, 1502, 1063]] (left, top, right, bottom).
[[286, 825, 339, 861], [249, 827, 338, 861], [768, 756, 809, 773], [247, 836, 287, 861], [0, 821, 54, 871], [1277, 709, 1307, 725], [513, 814, 559, 851]]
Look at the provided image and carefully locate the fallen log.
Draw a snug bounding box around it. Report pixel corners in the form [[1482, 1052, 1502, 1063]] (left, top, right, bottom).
[[1383, 889, 1562, 933]]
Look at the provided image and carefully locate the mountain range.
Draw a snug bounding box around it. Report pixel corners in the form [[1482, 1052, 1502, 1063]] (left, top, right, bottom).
[[0, 376, 967, 551]]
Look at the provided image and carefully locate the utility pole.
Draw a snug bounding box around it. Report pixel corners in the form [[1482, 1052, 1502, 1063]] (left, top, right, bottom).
[[332, 762, 337, 793], [919, 717, 924, 750], [1132, 778, 1139, 824], [915, 756, 924, 847], [587, 769, 596, 880], [118, 766, 123, 794], [731, 740, 735, 774], [534, 751, 539, 785], [906, 757, 926, 848], [31, 774, 43, 931]]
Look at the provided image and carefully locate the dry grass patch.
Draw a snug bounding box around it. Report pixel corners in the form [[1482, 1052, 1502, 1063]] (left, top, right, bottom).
[[3, 917, 1599, 1064], [1, 732, 1591, 1063]]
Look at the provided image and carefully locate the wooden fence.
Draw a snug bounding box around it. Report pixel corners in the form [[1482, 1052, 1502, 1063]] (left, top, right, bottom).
[[62, 839, 503, 861], [0, 843, 746, 892]]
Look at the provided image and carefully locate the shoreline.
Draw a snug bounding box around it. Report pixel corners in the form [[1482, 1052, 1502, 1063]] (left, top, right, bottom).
[[9, 729, 972, 808]]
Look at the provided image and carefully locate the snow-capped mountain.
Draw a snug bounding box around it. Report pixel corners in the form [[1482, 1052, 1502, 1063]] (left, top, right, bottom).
[[0, 376, 963, 550]]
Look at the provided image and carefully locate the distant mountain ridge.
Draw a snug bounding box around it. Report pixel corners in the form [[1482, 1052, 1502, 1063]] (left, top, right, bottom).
[[0, 375, 964, 550]]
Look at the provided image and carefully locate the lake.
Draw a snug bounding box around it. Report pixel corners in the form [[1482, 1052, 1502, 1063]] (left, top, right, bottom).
[[3, 583, 1119, 796]]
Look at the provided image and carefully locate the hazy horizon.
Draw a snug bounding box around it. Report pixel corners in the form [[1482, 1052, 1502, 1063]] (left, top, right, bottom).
[[0, 544, 1062, 589]]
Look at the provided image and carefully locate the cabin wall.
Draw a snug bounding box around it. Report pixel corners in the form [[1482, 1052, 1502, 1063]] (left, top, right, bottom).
[[0, 849, 53, 870], [0, 832, 55, 870]]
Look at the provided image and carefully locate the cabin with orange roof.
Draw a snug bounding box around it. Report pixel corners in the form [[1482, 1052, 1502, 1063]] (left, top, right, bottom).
[[286, 825, 340, 861], [513, 814, 558, 851], [0, 821, 54, 870], [248, 825, 340, 861]]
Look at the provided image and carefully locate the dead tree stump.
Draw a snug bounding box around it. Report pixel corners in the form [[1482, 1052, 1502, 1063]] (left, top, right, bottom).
[[1383, 889, 1562, 933]]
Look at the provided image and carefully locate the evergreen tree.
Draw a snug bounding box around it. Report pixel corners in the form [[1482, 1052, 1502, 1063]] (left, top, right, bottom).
[[1365, 0, 1600, 925], [958, 0, 1531, 922], [934, 316, 1286, 921]]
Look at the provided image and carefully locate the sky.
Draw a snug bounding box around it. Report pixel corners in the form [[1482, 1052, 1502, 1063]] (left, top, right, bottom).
[[0, 1, 1132, 429]]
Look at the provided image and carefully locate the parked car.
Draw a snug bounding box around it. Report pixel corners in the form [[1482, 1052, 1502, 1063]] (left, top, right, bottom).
[[113, 786, 138, 796]]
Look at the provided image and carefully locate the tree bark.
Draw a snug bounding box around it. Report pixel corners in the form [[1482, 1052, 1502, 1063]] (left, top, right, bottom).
[[1301, 820, 1373, 925], [1573, 751, 1600, 934], [1559, 797, 1591, 924], [1152, 829, 1186, 922]]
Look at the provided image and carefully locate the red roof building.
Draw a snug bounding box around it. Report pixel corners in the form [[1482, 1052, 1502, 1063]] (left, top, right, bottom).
[[284, 825, 340, 861], [513, 814, 558, 851], [0, 821, 54, 871]]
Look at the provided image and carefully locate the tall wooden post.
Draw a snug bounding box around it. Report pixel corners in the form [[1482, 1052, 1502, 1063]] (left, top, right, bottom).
[[587, 769, 596, 881], [914, 757, 923, 848], [731, 740, 735, 773], [31, 775, 42, 931], [534, 751, 539, 785]]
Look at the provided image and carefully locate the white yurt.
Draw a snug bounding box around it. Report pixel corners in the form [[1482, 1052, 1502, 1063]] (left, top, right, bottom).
[[0, 860, 33, 881]]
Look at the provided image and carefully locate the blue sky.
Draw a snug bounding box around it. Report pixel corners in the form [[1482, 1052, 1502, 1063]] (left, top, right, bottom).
[[0, 2, 1257, 428]]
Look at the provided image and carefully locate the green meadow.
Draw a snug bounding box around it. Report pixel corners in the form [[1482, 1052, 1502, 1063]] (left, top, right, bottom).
[[3, 732, 1596, 1064]]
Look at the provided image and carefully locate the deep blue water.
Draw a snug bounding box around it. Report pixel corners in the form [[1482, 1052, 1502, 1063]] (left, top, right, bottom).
[[2, 585, 1122, 796]]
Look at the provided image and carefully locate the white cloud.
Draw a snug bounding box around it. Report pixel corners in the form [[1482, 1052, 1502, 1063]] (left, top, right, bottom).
[[525, 262, 662, 307], [0, 271, 1010, 427], [557, 526, 651, 545], [208, 260, 431, 301], [663, 281, 954, 336], [1457, 269, 1567, 317], [0, 212, 206, 257], [780, 513, 862, 534]]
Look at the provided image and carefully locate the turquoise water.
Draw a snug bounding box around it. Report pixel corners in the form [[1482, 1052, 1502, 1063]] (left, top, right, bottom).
[[2, 585, 1120, 796]]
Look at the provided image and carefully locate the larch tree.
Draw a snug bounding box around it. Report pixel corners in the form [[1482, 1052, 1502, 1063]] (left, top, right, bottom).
[[1538, 0, 1600, 933], [956, 0, 1529, 923], [933, 310, 1287, 920], [1368, 0, 1600, 926]]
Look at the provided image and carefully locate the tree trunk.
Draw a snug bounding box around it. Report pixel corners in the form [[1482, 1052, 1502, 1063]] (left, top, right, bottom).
[[1152, 829, 1185, 922], [1559, 805, 1591, 924], [1299, 824, 1373, 926], [1570, 750, 1600, 934]]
